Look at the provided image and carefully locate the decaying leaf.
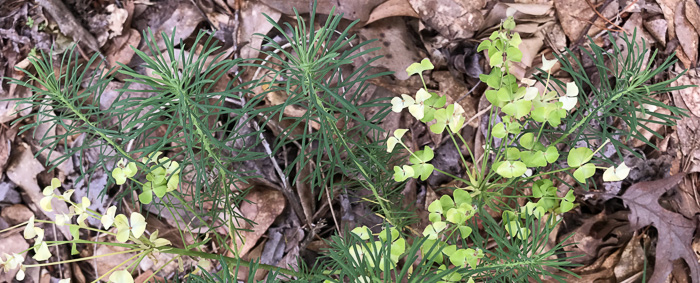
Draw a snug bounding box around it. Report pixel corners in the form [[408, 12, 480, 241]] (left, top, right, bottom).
[[561, 210, 632, 265], [260, 0, 384, 22], [619, 173, 700, 283], [671, 70, 700, 117], [409, 0, 486, 39], [553, 0, 619, 40], [6, 143, 71, 239], [358, 17, 423, 80], [674, 1, 699, 66], [232, 187, 286, 258], [238, 1, 281, 59], [675, 115, 700, 173]]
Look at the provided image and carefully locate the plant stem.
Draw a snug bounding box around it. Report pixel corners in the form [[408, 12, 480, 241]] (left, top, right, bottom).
[[160, 247, 308, 278]]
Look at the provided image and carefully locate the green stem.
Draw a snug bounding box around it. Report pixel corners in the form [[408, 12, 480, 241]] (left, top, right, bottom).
[[160, 247, 308, 278], [447, 128, 476, 185], [35, 220, 116, 236], [552, 88, 632, 145], [306, 76, 394, 224], [24, 248, 147, 268], [92, 250, 149, 283], [144, 255, 180, 282], [45, 239, 138, 248]]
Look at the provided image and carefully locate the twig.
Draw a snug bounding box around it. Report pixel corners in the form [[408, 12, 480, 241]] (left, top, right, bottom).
[[455, 81, 480, 104], [570, 0, 615, 51], [583, 0, 625, 33]]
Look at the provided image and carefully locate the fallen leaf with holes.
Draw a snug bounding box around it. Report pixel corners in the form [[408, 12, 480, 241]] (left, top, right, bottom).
[[619, 173, 700, 283], [358, 17, 422, 80]]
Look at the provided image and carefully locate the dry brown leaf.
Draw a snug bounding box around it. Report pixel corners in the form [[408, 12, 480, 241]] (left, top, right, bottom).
[[685, 0, 700, 34], [238, 1, 281, 59], [507, 3, 553, 15], [134, 270, 164, 283], [0, 126, 17, 180], [674, 1, 699, 66], [644, 17, 668, 46], [366, 0, 419, 25], [672, 174, 700, 219], [631, 106, 670, 148], [259, 0, 384, 22], [409, 0, 486, 39], [358, 17, 423, 80], [561, 210, 631, 265], [93, 244, 137, 277], [548, 248, 621, 282], [106, 28, 141, 69], [613, 234, 646, 281], [671, 70, 700, 117], [148, 1, 205, 51], [674, 115, 700, 173], [6, 143, 71, 239], [296, 160, 315, 225], [232, 187, 286, 258], [553, 0, 619, 41], [619, 173, 700, 283], [656, 0, 682, 38], [482, 2, 553, 33]]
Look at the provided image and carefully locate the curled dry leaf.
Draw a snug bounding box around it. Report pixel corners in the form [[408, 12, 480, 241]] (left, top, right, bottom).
[[366, 0, 419, 25]]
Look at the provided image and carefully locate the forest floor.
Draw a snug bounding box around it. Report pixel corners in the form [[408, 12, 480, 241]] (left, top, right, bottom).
[[1, 0, 700, 282]]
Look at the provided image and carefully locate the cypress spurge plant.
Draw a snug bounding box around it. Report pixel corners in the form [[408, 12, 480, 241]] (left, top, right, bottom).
[[246, 5, 398, 224]]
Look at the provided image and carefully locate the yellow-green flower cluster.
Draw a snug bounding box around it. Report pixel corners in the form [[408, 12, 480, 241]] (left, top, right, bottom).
[[0, 253, 25, 280], [139, 153, 180, 204], [5, 177, 173, 283]]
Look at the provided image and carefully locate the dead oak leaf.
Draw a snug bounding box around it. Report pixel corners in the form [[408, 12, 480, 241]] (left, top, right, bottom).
[[619, 173, 700, 283]]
